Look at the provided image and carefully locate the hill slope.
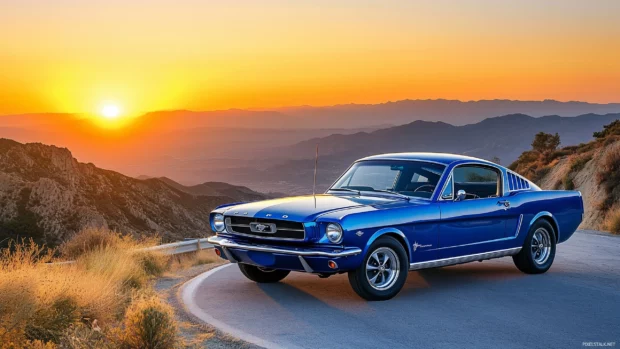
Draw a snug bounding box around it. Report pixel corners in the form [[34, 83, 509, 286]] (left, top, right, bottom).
[[0, 139, 268, 246], [510, 121, 620, 232]]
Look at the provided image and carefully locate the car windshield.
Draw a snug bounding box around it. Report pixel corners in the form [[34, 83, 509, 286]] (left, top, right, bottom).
[[329, 160, 446, 199]]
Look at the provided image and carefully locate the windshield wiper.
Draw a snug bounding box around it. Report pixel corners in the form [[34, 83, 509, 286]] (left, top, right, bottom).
[[327, 188, 361, 195], [371, 190, 411, 201]]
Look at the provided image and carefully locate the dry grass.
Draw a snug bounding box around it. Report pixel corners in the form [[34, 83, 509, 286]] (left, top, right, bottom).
[[603, 207, 620, 234], [60, 227, 160, 259], [166, 248, 221, 274], [118, 295, 178, 349], [0, 227, 213, 348], [597, 146, 620, 212]]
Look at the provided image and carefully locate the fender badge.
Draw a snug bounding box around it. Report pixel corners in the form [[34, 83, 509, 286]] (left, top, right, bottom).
[[266, 214, 272, 217], [412, 241, 432, 252], [356, 231, 364, 237]]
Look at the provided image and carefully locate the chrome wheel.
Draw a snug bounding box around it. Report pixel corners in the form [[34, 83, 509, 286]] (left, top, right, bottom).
[[531, 228, 551, 265], [366, 247, 400, 291]]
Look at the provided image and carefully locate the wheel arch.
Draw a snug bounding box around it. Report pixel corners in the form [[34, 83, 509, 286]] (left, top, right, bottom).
[[529, 211, 560, 243], [363, 228, 412, 263]]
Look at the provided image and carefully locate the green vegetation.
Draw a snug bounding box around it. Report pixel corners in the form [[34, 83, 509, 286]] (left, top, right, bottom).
[[509, 132, 562, 183]]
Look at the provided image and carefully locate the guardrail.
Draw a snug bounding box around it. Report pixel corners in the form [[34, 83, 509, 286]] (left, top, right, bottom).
[[141, 238, 214, 255], [47, 238, 214, 265]]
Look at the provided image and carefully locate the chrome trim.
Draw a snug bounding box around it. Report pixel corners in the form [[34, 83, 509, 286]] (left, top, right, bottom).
[[221, 247, 238, 263], [208, 236, 362, 257], [225, 217, 306, 241], [326, 159, 448, 201], [438, 173, 453, 201], [298, 256, 314, 273], [438, 161, 504, 201], [409, 247, 521, 270], [515, 214, 524, 237]]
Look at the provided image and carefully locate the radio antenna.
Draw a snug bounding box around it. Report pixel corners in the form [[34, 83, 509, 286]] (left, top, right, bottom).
[[313, 144, 319, 208]]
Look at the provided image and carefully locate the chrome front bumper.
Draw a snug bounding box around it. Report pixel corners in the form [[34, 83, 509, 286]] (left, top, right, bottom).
[[207, 236, 362, 257]]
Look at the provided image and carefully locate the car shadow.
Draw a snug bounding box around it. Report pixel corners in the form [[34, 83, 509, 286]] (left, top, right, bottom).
[[256, 260, 525, 306]]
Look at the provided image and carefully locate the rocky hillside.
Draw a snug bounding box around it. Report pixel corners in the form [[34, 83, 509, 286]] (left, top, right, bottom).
[[0, 139, 268, 246], [510, 120, 620, 232]]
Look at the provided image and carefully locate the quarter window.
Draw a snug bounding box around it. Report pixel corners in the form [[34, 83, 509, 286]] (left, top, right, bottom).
[[452, 165, 501, 199]]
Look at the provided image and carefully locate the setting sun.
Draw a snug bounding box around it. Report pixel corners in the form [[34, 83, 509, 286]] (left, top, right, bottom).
[[101, 104, 121, 119]]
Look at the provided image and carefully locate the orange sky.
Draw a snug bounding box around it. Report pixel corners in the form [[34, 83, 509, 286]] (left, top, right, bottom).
[[1, 0, 619, 116]]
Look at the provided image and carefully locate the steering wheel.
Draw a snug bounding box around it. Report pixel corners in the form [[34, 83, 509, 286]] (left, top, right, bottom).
[[414, 184, 436, 193]]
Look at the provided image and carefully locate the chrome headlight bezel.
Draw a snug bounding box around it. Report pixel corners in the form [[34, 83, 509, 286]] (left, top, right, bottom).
[[326, 223, 343, 244], [213, 213, 225, 232]]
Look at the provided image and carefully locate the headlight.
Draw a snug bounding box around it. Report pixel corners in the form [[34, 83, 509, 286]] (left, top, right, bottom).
[[213, 214, 225, 232], [326, 223, 343, 243]]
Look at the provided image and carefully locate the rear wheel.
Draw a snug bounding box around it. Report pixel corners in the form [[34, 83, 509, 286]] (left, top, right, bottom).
[[513, 220, 556, 274], [238, 264, 290, 283], [348, 236, 408, 301]]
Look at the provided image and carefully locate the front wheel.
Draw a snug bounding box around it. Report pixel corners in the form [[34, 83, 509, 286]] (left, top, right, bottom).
[[238, 264, 290, 283], [348, 236, 409, 301], [513, 220, 557, 274]]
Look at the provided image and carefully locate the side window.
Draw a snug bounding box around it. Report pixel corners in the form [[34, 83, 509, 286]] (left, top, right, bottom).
[[441, 175, 453, 199], [452, 165, 501, 199]]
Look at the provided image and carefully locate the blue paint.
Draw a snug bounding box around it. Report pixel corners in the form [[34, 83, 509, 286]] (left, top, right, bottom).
[[210, 153, 583, 273]]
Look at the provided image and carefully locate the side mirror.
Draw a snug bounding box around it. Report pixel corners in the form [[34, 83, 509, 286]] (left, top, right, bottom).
[[455, 190, 467, 201]]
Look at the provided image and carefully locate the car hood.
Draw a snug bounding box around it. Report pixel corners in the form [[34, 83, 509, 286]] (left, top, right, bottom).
[[222, 194, 404, 222]]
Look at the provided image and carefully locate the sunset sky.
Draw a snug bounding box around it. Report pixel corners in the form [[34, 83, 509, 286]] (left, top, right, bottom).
[[1, 0, 619, 116]]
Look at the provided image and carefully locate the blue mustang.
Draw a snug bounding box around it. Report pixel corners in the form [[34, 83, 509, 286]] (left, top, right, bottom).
[[208, 153, 584, 300]]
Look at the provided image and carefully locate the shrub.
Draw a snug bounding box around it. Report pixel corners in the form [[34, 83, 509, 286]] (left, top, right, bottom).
[[531, 166, 551, 184], [562, 175, 575, 190], [569, 154, 592, 173], [60, 227, 125, 259], [120, 296, 178, 349], [604, 208, 620, 234], [25, 296, 80, 343], [597, 146, 620, 212], [78, 247, 148, 291], [136, 251, 168, 277]]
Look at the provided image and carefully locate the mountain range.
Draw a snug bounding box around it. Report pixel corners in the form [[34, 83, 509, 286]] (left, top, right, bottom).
[[0, 139, 268, 247], [2, 99, 620, 193]]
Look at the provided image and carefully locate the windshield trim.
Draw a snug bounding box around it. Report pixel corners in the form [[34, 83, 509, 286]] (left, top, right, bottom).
[[326, 159, 448, 201]]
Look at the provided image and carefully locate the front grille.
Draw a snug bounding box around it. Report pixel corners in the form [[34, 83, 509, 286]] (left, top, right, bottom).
[[225, 216, 305, 241]]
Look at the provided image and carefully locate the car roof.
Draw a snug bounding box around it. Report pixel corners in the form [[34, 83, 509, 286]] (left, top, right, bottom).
[[357, 152, 493, 166]]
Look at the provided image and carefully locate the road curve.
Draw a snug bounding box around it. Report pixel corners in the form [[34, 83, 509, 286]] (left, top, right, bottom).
[[182, 231, 620, 349]]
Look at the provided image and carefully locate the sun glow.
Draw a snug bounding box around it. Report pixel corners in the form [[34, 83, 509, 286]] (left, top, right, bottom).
[[101, 104, 121, 119]]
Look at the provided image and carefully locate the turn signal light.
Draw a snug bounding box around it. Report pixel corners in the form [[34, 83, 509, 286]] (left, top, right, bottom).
[[328, 260, 338, 269], [215, 249, 221, 257]]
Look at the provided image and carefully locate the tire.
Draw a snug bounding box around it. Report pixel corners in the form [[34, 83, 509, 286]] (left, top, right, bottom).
[[513, 220, 557, 274], [238, 263, 290, 283], [348, 236, 409, 301]]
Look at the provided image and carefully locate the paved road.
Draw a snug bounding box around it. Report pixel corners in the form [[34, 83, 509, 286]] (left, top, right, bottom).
[[182, 231, 620, 349]]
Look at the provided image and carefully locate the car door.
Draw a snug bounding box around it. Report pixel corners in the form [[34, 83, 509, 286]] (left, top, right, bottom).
[[436, 164, 511, 259]]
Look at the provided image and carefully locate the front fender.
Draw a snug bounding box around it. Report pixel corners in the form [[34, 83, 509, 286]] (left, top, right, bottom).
[[362, 227, 412, 263]]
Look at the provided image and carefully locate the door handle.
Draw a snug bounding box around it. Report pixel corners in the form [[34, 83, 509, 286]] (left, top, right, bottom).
[[497, 200, 510, 208]]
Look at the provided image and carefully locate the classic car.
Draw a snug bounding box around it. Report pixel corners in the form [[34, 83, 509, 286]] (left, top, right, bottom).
[[207, 153, 584, 300]]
